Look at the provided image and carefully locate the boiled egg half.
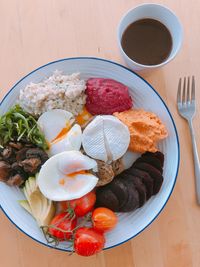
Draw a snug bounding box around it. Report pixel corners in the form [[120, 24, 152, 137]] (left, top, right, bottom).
[[38, 109, 82, 156], [37, 151, 98, 201]]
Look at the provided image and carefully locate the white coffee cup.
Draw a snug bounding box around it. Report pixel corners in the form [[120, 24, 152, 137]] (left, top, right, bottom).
[[117, 4, 183, 71]]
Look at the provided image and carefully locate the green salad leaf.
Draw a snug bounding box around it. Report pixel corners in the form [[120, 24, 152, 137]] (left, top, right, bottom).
[[0, 105, 48, 149]]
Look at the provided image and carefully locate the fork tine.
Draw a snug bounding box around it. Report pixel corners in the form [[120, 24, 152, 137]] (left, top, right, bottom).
[[182, 77, 186, 103], [192, 76, 195, 101], [187, 76, 190, 103], [177, 78, 182, 104]]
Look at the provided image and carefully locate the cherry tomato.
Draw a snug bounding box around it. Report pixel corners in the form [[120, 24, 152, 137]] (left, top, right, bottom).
[[57, 191, 96, 217], [92, 207, 118, 232], [74, 227, 105, 256], [49, 212, 77, 240]]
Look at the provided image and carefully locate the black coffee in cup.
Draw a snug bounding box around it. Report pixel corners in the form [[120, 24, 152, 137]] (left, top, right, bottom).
[[121, 18, 173, 66]]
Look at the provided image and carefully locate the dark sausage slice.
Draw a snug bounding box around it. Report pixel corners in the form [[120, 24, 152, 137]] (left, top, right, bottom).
[[123, 174, 147, 207], [124, 168, 153, 200], [96, 187, 120, 212], [120, 179, 140, 212], [108, 178, 129, 210], [143, 151, 164, 167], [139, 154, 163, 173], [133, 162, 163, 194]]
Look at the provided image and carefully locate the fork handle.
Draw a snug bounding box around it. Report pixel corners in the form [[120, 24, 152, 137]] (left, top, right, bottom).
[[188, 120, 200, 204]]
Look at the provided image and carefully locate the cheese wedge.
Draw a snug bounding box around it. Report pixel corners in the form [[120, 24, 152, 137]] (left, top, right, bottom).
[[82, 115, 130, 162]]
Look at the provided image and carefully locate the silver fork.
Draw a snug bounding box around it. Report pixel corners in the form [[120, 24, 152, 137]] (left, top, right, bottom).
[[177, 76, 200, 204]]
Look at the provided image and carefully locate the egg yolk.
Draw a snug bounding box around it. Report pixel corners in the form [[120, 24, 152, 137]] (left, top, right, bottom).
[[50, 121, 71, 146], [59, 170, 90, 186], [59, 178, 65, 185], [76, 107, 92, 126], [67, 170, 88, 177]]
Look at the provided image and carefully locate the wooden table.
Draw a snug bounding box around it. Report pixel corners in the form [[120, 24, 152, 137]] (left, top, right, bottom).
[[0, 0, 200, 266]]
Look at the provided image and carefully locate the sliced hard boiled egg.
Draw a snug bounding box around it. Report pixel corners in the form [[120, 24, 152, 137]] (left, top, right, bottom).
[[38, 109, 74, 142], [37, 109, 82, 156], [49, 124, 82, 156], [37, 151, 98, 201]]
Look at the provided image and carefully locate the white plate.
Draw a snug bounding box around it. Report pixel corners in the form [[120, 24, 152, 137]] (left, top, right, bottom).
[[0, 57, 179, 251]]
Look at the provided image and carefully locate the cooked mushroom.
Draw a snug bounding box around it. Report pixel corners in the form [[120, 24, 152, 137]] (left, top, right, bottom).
[[24, 143, 36, 148], [111, 158, 124, 176], [1, 146, 16, 163], [6, 174, 24, 186], [20, 158, 42, 174], [26, 148, 48, 163], [0, 161, 12, 182], [2, 147, 13, 158], [96, 160, 115, 186], [8, 142, 23, 150], [12, 162, 28, 180], [0, 142, 48, 186], [16, 148, 30, 161]]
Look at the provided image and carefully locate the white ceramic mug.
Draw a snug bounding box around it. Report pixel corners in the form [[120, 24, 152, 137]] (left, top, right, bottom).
[[117, 4, 183, 71]]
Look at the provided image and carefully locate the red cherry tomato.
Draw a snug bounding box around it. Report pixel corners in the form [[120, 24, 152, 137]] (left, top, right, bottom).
[[74, 227, 105, 256], [57, 191, 96, 217], [49, 212, 77, 240], [92, 207, 118, 232]]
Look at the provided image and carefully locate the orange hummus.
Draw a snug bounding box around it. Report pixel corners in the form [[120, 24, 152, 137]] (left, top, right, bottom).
[[114, 109, 168, 153]]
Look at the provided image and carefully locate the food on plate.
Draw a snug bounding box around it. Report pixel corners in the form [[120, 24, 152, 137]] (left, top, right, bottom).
[[107, 179, 129, 210], [95, 160, 114, 186], [74, 227, 105, 256], [125, 168, 153, 200], [82, 115, 130, 162], [94, 158, 125, 186], [0, 105, 48, 150], [136, 152, 163, 173], [19, 72, 86, 116], [0, 161, 12, 183], [20, 176, 55, 226], [75, 107, 93, 127], [37, 109, 82, 156], [145, 151, 164, 167], [96, 187, 120, 211], [18, 199, 32, 213], [86, 78, 132, 115], [47, 211, 77, 240], [119, 178, 140, 212], [133, 162, 163, 194], [92, 207, 118, 232], [56, 191, 96, 217], [124, 174, 147, 207], [111, 158, 124, 175], [0, 70, 170, 256], [96, 152, 164, 212], [0, 142, 48, 186], [37, 151, 98, 201], [114, 109, 168, 152]]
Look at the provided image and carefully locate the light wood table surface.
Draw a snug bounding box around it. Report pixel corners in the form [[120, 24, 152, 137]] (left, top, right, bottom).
[[0, 0, 200, 266]]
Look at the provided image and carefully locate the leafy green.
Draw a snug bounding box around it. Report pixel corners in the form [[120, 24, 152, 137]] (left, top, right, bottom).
[[0, 105, 48, 149]]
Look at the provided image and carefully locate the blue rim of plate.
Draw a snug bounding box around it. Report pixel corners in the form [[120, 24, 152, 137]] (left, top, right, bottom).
[[0, 57, 180, 252]]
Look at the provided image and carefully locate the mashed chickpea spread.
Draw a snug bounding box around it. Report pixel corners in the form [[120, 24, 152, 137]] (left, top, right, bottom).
[[114, 109, 168, 153]]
